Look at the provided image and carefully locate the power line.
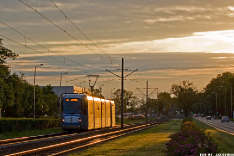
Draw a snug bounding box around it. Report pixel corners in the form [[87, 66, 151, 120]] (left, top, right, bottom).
[[1, 21, 122, 84], [0, 20, 104, 72], [0, 34, 120, 88], [19, 0, 118, 66], [0, 34, 78, 69], [50, 0, 120, 66]]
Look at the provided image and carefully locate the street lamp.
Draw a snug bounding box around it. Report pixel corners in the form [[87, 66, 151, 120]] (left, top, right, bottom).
[[34, 64, 43, 119], [228, 82, 232, 118], [80, 81, 86, 93], [211, 92, 218, 112], [66, 78, 78, 93], [59, 72, 67, 118], [80, 81, 86, 88], [222, 81, 227, 115]]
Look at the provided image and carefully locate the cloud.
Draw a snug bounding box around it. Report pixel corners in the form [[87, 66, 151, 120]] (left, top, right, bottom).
[[2, 0, 234, 43], [2, 0, 234, 97]]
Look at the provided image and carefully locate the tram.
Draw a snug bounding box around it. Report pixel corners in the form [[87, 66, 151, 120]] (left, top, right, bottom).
[[58, 93, 115, 131]]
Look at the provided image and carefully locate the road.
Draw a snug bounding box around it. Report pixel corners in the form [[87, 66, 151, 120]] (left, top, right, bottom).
[[194, 116, 234, 135]]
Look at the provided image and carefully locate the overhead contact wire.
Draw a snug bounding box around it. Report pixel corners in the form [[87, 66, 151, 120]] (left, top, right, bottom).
[[0, 35, 79, 70], [50, 0, 120, 66], [0, 21, 103, 72], [19, 0, 114, 65]]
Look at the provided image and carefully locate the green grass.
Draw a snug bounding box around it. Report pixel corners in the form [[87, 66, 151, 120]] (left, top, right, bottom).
[[116, 118, 155, 125], [193, 119, 234, 153], [70, 119, 182, 156], [0, 128, 62, 140]]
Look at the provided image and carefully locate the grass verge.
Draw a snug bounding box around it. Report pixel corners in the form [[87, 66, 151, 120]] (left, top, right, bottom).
[[116, 118, 155, 125], [0, 128, 62, 140], [70, 119, 182, 156], [193, 119, 234, 153]]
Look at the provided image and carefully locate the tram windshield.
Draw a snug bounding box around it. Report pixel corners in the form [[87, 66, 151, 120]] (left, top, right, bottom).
[[63, 98, 81, 114]]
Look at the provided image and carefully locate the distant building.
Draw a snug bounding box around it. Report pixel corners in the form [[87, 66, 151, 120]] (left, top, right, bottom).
[[40, 86, 90, 96]]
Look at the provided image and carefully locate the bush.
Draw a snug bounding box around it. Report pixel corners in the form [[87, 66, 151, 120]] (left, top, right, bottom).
[[0, 118, 60, 132], [166, 119, 219, 156], [181, 121, 199, 131], [182, 117, 192, 123]]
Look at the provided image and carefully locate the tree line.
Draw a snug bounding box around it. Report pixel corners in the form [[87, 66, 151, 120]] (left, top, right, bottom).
[[0, 38, 58, 118], [112, 72, 234, 118]]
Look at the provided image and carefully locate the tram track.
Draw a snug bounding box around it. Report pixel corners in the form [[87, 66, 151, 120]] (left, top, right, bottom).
[[0, 132, 68, 146], [1, 119, 169, 156]]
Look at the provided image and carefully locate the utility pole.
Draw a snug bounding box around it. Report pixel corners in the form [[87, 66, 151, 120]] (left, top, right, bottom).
[[34, 64, 43, 119], [106, 58, 137, 128], [121, 58, 124, 128], [229, 83, 232, 118], [86, 75, 99, 96], [157, 90, 159, 119], [146, 81, 148, 123], [136, 84, 157, 124]]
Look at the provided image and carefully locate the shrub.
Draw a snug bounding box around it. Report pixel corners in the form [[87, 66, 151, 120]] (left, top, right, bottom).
[[181, 121, 200, 131], [182, 117, 192, 123], [166, 129, 219, 156], [166, 119, 219, 156]]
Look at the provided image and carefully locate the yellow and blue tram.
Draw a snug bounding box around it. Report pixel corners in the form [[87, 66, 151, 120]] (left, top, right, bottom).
[[59, 93, 115, 131]]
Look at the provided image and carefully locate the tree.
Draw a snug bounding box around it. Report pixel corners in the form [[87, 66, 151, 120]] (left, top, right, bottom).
[[157, 92, 172, 116], [204, 72, 234, 116], [92, 88, 104, 98], [0, 78, 14, 118], [113, 89, 138, 113], [170, 80, 198, 117], [42, 85, 59, 116], [0, 38, 19, 65], [0, 38, 19, 117], [5, 73, 25, 117]]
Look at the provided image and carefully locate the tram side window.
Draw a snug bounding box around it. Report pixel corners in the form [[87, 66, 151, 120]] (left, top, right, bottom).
[[61, 98, 64, 110], [82, 99, 88, 115], [63, 98, 81, 114]]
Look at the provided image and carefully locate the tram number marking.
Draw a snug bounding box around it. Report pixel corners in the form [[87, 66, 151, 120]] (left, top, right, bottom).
[[70, 117, 73, 123]]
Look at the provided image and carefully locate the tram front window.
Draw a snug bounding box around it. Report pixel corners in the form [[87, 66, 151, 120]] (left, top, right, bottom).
[[63, 98, 81, 114]]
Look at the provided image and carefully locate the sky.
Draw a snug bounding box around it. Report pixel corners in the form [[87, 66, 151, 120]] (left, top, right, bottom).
[[1, 0, 234, 99]]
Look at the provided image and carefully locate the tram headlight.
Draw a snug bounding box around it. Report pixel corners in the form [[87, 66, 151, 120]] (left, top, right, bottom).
[[78, 118, 81, 123], [63, 117, 65, 122]]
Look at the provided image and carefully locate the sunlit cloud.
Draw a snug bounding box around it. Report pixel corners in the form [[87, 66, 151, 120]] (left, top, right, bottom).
[[2, 0, 234, 97]]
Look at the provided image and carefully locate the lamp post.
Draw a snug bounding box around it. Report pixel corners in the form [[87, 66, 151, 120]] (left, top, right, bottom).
[[222, 81, 227, 115], [211, 92, 218, 112], [228, 82, 232, 118], [66, 79, 78, 93], [59, 72, 67, 118], [34, 64, 43, 119], [80, 81, 86, 87], [80, 81, 86, 93]]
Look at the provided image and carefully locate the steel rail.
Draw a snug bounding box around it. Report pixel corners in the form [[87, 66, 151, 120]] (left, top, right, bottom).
[[0, 132, 69, 145], [0, 124, 133, 148], [50, 125, 152, 156], [5, 122, 165, 156], [0, 132, 77, 148]]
